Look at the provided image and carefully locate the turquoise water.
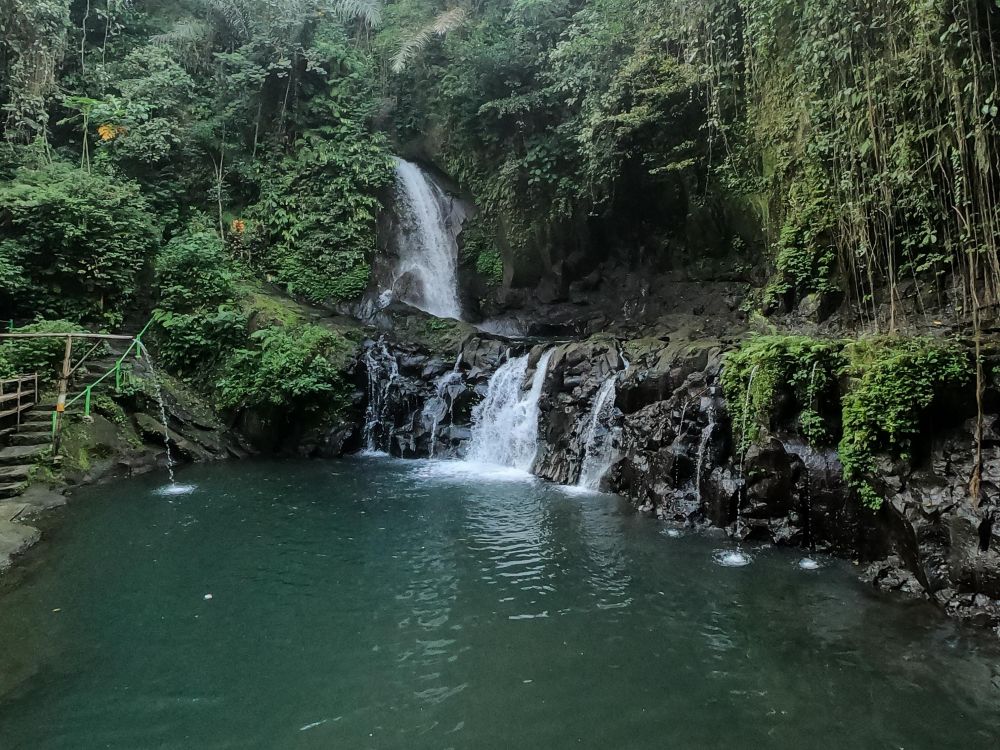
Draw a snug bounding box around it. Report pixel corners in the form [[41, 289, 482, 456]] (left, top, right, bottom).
[[1, 457, 998, 749]]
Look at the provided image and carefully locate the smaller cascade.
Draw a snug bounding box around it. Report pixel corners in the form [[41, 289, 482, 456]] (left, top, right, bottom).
[[802, 458, 814, 551], [466, 350, 554, 471], [576, 373, 622, 491], [694, 397, 717, 505], [362, 341, 400, 454], [421, 355, 466, 458]]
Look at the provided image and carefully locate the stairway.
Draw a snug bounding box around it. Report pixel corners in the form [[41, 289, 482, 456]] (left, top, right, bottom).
[[0, 408, 51, 509]]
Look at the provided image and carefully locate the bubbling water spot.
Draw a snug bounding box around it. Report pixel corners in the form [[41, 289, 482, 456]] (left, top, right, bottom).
[[799, 557, 822, 570], [155, 484, 196, 497], [713, 549, 753, 567]]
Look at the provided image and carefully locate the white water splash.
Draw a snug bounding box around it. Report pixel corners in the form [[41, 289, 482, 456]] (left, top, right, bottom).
[[466, 350, 554, 471], [391, 159, 463, 320], [798, 557, 822, 570], [577, 375, 620, 490], [155, 484, 196, 497], [713, 549, 752, 567]]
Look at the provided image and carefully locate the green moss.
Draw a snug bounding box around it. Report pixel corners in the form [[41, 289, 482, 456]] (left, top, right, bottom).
[[724, 334, 971, 510], [243, 290, 306, 329], [460, 214, 504, 288], [838, 337, 970, 509], [722, 334, 844, 455]]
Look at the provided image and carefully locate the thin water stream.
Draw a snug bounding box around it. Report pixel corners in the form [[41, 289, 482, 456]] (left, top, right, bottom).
[[0, 459, 998, 749]]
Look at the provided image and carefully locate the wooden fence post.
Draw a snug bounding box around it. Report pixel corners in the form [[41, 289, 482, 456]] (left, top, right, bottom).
[[53, 336, 73, 451]]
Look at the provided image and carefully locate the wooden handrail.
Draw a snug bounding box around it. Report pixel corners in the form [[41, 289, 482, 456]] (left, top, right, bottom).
[[0, 373, 38, 428], [0, 333, 136, 340]]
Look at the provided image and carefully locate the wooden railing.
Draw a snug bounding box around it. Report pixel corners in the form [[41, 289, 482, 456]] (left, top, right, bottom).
[[0, 374, 39, 428], [61, 319, 153, 422]]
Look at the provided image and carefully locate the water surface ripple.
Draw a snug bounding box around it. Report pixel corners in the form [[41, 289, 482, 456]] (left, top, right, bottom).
[[0, 457, 998, 749]]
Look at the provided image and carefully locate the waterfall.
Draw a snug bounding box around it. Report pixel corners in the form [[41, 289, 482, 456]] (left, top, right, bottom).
[[421, 356, 465, 458], [466, 350, 554, 471], [362, 341, 400, 454], [576, 375, 620, 490], [694, 400, 716, 505], [390, 159, 463, 320]]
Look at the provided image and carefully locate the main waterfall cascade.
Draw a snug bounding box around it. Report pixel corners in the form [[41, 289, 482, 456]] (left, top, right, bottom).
[[387, 159, 464, 320], [466, 350, 555, 472], [361, 343, 559, 475], [360, 342, 636, 487]]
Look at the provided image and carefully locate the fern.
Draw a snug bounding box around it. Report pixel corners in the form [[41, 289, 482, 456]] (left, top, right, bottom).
[[150, 19, 215, 66], [391, 7, 467, 74], [328, 0, 383, 27]]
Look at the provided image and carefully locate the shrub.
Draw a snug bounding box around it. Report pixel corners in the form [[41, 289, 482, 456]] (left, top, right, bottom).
[[155, 230, 238, 311], [153, 307, 248, 377], [0, 161, 156, 324], [0, 319, 83, 380], [216, 324, 352, 414]]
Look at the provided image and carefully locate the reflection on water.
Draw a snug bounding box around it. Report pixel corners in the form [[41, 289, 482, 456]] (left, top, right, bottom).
[[0, 457, 999, 750]]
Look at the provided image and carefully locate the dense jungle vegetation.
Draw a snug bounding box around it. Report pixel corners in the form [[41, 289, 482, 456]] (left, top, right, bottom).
[[0, 1, 998, 449]]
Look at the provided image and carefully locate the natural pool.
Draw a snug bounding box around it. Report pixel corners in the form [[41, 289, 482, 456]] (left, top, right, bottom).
[[1, 457, 998, 749]]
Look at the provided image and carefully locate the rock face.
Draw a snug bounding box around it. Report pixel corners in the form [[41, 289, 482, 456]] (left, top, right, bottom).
[[358, 321, 1000, 634], [0, 519, 41, 571]]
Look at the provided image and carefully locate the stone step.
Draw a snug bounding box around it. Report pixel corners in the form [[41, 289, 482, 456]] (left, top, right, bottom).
[[0, 445, 48, 466], [9, 432, 50, 447], [18, 419, 52, 430], [0, 482, 27, 499], [0, 465, 31, 482]]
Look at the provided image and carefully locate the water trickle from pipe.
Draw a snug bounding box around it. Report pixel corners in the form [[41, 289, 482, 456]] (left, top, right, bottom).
[[138, 343, 176, 485]]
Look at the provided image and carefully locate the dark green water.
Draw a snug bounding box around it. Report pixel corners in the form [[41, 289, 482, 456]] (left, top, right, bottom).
[[1, 457, 999, 749]]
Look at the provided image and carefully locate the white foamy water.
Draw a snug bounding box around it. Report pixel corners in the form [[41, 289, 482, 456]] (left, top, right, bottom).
[[155, 484, 196, 497], [713, 549, 753, 567], [412, 459, 538, 484], [465, 350, 554, 472], [799, 557, 822, 570], [391, 159, 462, 320]]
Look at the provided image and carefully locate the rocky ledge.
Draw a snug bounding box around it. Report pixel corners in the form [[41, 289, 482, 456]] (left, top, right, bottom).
[[356, 317, 1000, 635]]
